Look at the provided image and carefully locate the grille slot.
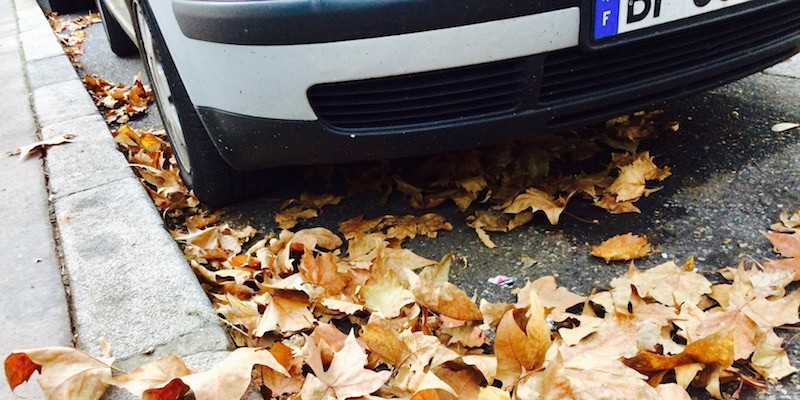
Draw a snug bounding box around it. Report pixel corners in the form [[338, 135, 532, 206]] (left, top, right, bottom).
[[308, 59, 529, 131], [539, 2, 800, 104]]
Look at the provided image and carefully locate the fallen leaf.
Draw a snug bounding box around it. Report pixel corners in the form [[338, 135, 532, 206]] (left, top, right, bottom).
[[411, 256, 483, 321], [111, 354, 192, 397], [4, 347, 112, 400], [301, 332, 390, 400], [168, 348, 288, 400], [591, 233, 652, 262], [13, 134, 75, 160]]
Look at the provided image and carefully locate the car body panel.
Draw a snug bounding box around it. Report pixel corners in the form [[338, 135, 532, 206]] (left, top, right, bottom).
[[99, 0, 800, 172]]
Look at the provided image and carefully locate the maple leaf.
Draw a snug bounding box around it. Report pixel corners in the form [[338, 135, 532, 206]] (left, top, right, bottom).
[[4, 347, 112, 400], [770, 210, 800, 233], [750, 330, 798, 381], [255, 291, 316, 336], [494, 293, 551, 388], [606, 151, 669, 202], [517, 353, 662, 400], [593, 195, 641, 214], [300, 249, 350, 295], [301, 332, 391, 400], [410, 256, 483, 321], [259, 342, 303, 396], [362, 269, 416, 318], [362, 319, 458, 394], [501, 188, 569, 225], [590, 233, 652, 262], [514, 276, 586, 314], [290, 227, 343, 252], [610, 261, 711, 307], [624, 330, 734, 398], [275, 193, 342, 229]]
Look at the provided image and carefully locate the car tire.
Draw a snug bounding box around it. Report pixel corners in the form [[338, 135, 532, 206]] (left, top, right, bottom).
[[96, 0, 138, 57], [131, 0, 258, 206]]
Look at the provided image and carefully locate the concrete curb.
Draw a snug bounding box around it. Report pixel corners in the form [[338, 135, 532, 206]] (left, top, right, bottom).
[[12, 0, 233, 391]]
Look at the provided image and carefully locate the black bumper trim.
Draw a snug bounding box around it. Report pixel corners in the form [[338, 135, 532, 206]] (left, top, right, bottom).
[[171, 0, 575, 45], [196, 37, 800, 172]]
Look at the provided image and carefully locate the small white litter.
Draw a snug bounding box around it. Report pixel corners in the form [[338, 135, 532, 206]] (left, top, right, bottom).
[[488, 275, 516, 288]]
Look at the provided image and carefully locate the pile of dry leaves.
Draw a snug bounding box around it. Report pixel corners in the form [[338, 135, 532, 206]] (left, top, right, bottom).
[[276, 111, 676, 248], [9, 16, 797, 399], [48, 14, 155, 125], [46, 12, 100, 68], [83, 74, 155, 124], [6, 209, 799, 399], [6, 125, 799, 400]]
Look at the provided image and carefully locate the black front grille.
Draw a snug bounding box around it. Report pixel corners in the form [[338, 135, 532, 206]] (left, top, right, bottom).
[[308, 59, 530, 131], [539, 2, 800, 105]]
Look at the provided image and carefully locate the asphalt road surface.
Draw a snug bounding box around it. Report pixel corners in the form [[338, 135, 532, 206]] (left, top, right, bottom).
[[76, 17, 800, 399]]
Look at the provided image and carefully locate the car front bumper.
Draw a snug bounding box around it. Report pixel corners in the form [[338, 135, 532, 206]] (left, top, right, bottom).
[[154, 0, 800, 171]]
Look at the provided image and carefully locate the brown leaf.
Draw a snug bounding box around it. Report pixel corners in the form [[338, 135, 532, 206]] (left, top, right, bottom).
[[514, 276, 586, 314], [606, 152, 669, 202], [764, 231, 800, 258], [591, 233, 652, 262], [301, 332, 390, 400], [4, 353, 41, 391], [502, 188, 569, 225], [494, 295, 551, 388], [4, 347, 112, 400], [141, 379, 190, 400], [13, 134, 76, 160], [178, 348, 288, 400], [300, 250, 350, 295], [260, 342, 302, 396], [411, 256, 483, 321], [610, 261, 711, 307], [255, 291, 316, 335], [111, 354, 192, 397], [362, 269, 415, 318]]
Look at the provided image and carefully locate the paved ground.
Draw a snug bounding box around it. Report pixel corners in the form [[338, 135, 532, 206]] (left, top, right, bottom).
[[72, 13, 800, 400], [1, 2, 233, 399], [0, 0, 72, 397]]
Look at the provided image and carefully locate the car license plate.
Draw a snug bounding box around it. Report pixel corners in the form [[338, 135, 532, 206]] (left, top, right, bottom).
[[593, 0, 755, 40]]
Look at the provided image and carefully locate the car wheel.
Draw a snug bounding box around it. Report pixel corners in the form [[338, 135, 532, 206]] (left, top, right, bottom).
[[96, 0, 137, 57], [131, 0, 255, 206]]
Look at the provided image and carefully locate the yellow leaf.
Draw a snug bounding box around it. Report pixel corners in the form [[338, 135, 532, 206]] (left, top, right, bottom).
[[591, 233, 652, 262], [502, 188, 568, 225]]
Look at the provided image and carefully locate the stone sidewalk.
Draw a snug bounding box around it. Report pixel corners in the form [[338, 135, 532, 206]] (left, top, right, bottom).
[[1, 0, 234, 398], [0, 0, 71, 398]]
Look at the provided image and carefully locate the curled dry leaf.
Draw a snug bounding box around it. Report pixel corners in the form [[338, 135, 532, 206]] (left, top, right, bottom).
[[494, 294, 551, 388], [591, 233, 652, 262], [4, 347, 112, 400], [13, 134, 75, 160], [110, 354, 192, 397], [411, 256, 483, 321]]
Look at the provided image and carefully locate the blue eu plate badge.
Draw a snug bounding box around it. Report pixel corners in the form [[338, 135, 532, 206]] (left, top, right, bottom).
[[594, 0, 621, 40]]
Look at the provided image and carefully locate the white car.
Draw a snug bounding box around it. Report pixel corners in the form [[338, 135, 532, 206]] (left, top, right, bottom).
[[96, 0, 800, 205]]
